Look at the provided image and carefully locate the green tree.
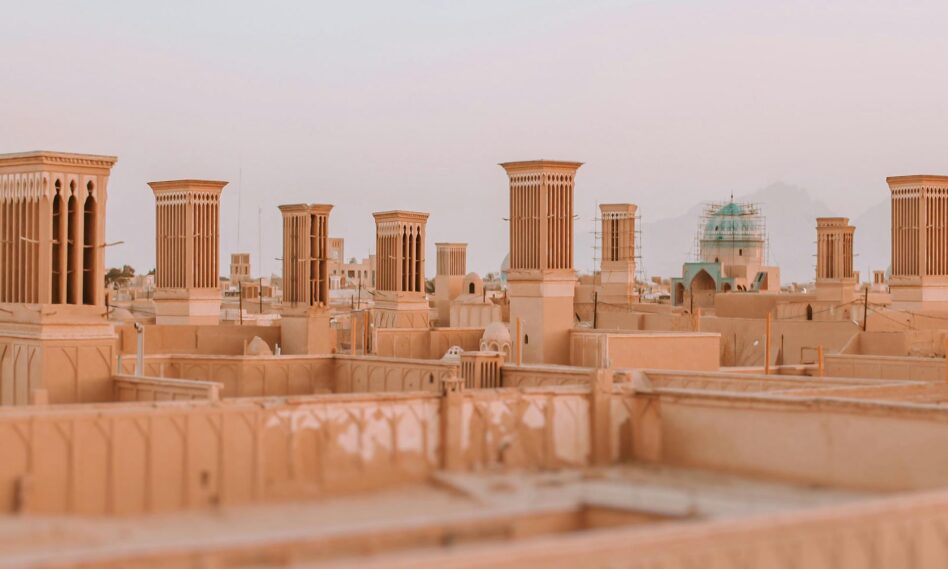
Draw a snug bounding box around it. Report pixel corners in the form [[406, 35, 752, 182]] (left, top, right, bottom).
[[105, 264, 136, 288]]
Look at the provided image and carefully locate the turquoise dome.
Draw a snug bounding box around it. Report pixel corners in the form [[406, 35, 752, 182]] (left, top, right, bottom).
[[702, 202, 761, 241]]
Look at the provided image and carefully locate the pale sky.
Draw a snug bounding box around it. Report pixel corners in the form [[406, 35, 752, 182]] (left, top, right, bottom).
[[3, 1, 948, 278]]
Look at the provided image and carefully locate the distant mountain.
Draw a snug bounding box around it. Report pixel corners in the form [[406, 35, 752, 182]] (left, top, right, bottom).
[[641, 182, 845, 284], [852, 198, 890, 279]]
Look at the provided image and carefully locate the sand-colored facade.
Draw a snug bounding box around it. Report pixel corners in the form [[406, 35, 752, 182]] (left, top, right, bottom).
[[502, 160, 582, 365], [150, 179, 228, 325], [8, 148, 948, 567], [373, 210, 430, 329], [433, 242, 467, 325]]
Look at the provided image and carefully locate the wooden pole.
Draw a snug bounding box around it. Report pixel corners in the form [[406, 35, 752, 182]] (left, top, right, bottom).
[[363, 310, 369, 355], [238, 281, 243, 325], [593, 291, 598, 329], [817, 345, 824, 378], [516, 317, 523, 366], [765, 312, 772, 375], [862, 286, 869, 332], [350, 312, 357, 355]]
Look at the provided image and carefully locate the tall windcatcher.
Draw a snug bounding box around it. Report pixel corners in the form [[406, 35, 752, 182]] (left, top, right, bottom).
[[0, 151, 118, 405], [0, 151, 116, 307], [815, 217, 856, 302], [501, 160, 582, 365], [279, 204, 332, 308], [887, 175, 948, 308], [599, 203, 639, 305], [149, 179, 228, 325], [277, 203, 336, 355], [434, 242, 467, 324], [373, 210, 430, 328]]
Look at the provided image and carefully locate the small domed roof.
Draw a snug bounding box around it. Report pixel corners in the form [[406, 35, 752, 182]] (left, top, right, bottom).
[[481, 321, 511, 345], [462, 272, 484, 294], [441, 345, 464, 363], [246, 336, 273, 356]]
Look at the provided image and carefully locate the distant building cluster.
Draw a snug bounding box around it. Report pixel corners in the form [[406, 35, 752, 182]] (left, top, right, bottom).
[[3, 150, 948, 567]]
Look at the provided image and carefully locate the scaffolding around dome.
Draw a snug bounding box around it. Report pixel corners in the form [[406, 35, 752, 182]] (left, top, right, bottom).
[[692, 200, 768, 265], [671, 199, 780, 309]]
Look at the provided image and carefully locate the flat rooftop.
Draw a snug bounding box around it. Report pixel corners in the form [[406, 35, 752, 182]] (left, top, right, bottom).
[[0, 465, 869, 569]]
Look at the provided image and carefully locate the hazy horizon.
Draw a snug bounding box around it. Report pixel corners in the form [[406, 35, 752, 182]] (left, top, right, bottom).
[[4, 1, 946, 280]]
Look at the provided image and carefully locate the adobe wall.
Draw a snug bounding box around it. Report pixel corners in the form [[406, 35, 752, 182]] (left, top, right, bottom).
[[119, 354, 336, 397], [0, 382, 603, 516], [654, 389, 948, 491], [116, 324, 282, 356], [570, 330, 720, 371], [847, 330, 946, 358], [113, 374, 221, 401], [641, 369, 882, 393], [0, 392, 442, 516], [374, 328, 483, 359], [787, 382, 948, 402], [865, 310, 948, 334], [714, 292, 813, 319], [456, 387, 593, 471], [345, 489, 948, 569], [8, 366, 948, 517], [117, 354, 457, 397], [825, 353, 944, 381], [594, 313, 856, 367], [333, 355, 458, 393], [501, 364, 591, 388], [0, 335, 116, 406]]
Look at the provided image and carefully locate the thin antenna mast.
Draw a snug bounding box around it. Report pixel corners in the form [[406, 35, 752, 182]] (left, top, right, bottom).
[[236, 166, 242, 249], [257, 207, 262, 279]]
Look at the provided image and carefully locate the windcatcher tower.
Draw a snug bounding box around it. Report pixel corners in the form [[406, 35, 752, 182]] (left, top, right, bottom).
[[149, 179, 228, 325], [501, 160, 582, 365], [230, 253, 251, 284], [0, 151, 118, 405], [373, 210, 430, 328], [815, 217, 856, 303], [434, 242, 467, 325], [887, 175, 948, 309], [599, 203, 639, 305], [278, 204, 335, 354]]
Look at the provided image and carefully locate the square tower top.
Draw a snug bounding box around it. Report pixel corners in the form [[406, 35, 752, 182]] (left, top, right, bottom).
[[0, 150, 117, 176], [499, 160, 583, 174], [373, 210, 430, 223], [148, 179, 228, 195], [886, 175, 948, 190], [278, 203, 334, 216]]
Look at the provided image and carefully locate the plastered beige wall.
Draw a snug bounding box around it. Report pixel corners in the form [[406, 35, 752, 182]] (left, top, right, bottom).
[[118, 354, 457, 398], [457, 388, 592, 470], [341, 490, 948, 569], [0, 336, 115, 405], [501, 364, 591, 388], [0, 393, 442, 516], [119, 355, 336, 397], [373, 327, 482, 359], [596, 311, 857, 367], [113, 375, 219, 401], [334, 355, 458, 393], [116, 324, 281, 356], [656, 391, 948, 491], [825, 353, 944, 381], [570, 331, 720, 371]]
